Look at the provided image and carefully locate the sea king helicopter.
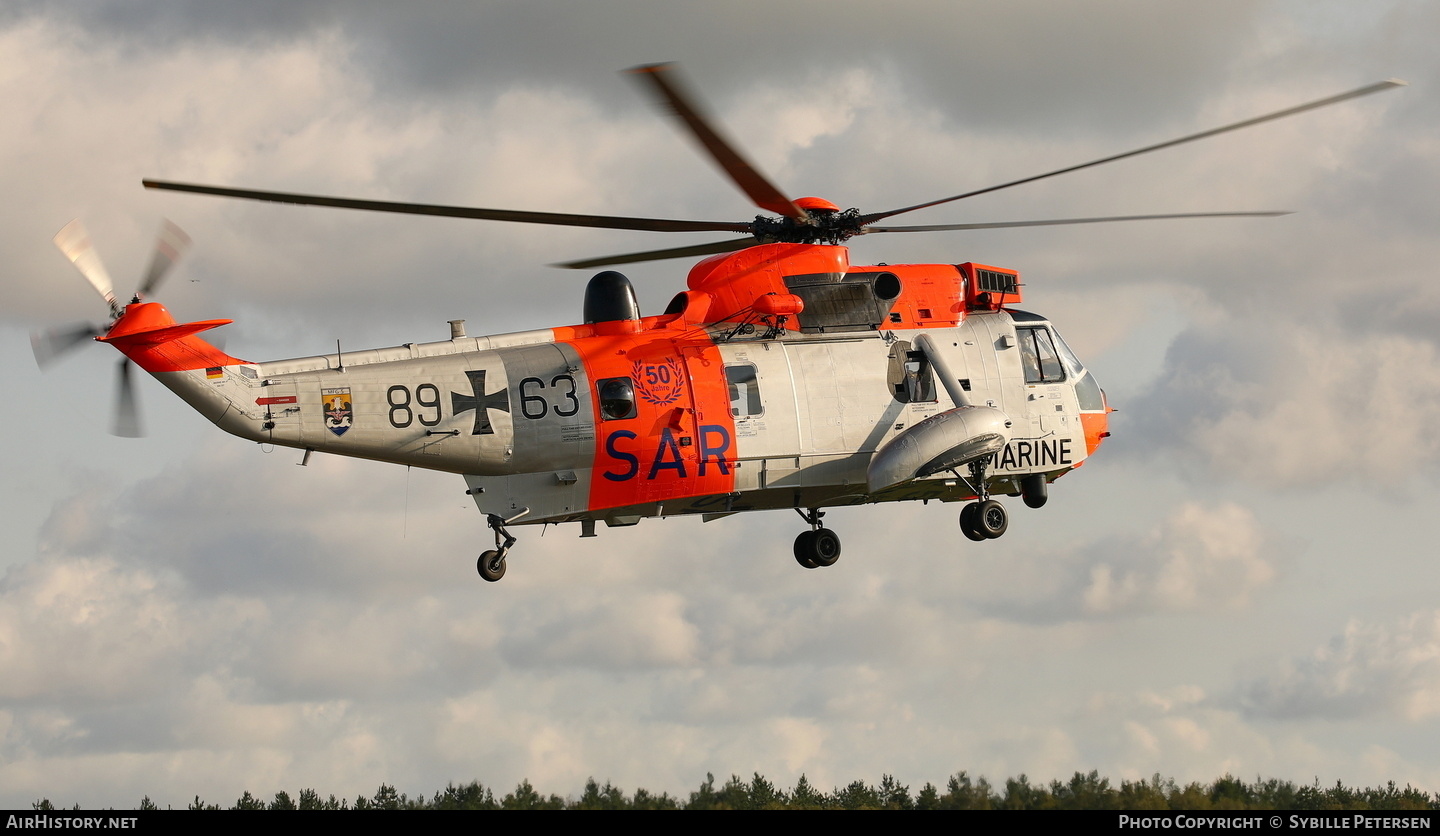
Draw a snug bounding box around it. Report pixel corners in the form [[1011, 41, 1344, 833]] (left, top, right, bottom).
[[34, 66, 1402, 581]]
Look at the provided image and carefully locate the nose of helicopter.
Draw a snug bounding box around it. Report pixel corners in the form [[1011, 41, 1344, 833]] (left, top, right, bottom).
[[1081, 392, 1113, 457]]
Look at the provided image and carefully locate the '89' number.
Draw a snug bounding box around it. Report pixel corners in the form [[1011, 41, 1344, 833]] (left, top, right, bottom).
[[387, 384, 442, 428]]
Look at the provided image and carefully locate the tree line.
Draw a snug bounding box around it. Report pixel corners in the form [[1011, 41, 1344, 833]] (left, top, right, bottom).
[[31, 771, 1438, 811]]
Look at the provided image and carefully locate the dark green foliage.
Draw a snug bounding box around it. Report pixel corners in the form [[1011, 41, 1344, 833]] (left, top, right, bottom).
[[686, 772, 720, 810], [747, 772, 785, 809], [878, 774, 913, 810], [715, 774, 754, 810], [940, 771, 993, 810], [1000, 773, 1051, 810], [1210, 773, 1249, 809], [575, 778, 628, 810], [433, 781, 498, 810], [630, 787, 680, 810], [294, 788, 346, 810], [1118, 774, 1174, 809], [832, 779, 882, 809], [1053, 770, 1115, 810], [502, 779, 565, 810], [788, 773, 825, 809]]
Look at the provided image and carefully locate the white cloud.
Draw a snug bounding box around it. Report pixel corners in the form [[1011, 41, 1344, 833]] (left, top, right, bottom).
[[1237, 611, 1440, 722], [1082, 502, 1274, 615], [1131, 314, 1440, 489], [963, 501, 1279, 622]]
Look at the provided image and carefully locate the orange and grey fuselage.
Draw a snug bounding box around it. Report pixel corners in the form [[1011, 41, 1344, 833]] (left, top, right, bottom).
[[104, 243, 1109, 558]]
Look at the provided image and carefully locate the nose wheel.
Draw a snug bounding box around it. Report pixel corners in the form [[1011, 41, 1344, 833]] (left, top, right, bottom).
[[793, 508, 841, 569]]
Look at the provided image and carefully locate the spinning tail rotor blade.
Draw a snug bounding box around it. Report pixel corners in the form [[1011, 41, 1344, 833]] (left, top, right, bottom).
[[53, 220, 118, 314], [113, 358, 142, 438], [628, 63, 808, 223], [31, 322, 105, 370], [138, 219, 192, 299]]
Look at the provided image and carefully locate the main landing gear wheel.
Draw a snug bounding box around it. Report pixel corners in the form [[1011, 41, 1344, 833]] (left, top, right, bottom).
[[477, 550, 506, 582], [794, 528, 841, 568], [959, 502, 987, 541], [793, 508, 840, 569], [958, 455, 1008, 541], [960, 495, 1008, 540], [794, 531, 818, 569]]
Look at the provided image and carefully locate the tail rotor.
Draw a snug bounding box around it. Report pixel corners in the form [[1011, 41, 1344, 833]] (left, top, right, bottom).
[[113, 358, 142, 438], [34, 218, 194, 437]]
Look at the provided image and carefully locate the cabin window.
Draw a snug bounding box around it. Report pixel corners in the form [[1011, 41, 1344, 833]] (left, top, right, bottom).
[[903, 351, 938, 403], [597, 377, 638, 420], [1018, 326, 1065, 384], [887, 344, 938, 404], [726, 364, 763, 418]]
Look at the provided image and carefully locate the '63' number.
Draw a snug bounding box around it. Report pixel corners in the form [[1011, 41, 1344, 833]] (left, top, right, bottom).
[[519, 375, 580, 420]]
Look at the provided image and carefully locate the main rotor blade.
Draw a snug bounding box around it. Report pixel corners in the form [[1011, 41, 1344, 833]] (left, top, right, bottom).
[[53, 219, 118, 313], [138, 219, 192, 299], [553, 236, 756, 270], [113, 359, 142, 438], [861, 79, 1406, 225], [31, 322, 104, 370], [143, 180, 753, 234], [629, 63, 808, 223], [866, 210, 1292, 234]]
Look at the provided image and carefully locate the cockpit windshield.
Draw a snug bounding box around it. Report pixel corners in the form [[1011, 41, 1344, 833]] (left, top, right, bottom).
[[1051, 328, 1086, 378], [1013, 312, 1104, 411], [1050, 326, 1104, 411]]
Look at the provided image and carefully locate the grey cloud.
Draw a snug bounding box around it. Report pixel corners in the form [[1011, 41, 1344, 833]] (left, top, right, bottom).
[[4, 1, 1268, 132]]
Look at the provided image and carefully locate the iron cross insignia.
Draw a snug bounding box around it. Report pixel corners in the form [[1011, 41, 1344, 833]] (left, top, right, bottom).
[[451, 370, 511, 435]]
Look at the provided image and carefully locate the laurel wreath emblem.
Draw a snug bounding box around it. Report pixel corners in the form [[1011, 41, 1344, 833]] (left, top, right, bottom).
[[633, 357, 686, 406]]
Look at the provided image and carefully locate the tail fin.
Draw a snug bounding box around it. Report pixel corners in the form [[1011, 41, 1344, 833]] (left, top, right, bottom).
[[98, 301, 245, 372]]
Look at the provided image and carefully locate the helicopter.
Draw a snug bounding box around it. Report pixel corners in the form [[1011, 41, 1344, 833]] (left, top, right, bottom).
[[33, 65, 1402, 582]]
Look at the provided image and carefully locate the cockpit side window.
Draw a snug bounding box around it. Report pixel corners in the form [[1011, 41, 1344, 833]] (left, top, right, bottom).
[[1018, 326, 1065, 384]]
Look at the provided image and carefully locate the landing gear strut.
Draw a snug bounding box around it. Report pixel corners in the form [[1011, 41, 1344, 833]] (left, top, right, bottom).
[[793, 508, 841, 569], [959, 456, 1009, 541], [477, 508, 529, 582]]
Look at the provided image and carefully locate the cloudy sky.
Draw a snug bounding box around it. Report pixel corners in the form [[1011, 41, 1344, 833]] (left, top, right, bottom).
[[3, 0, 1439, 808]]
